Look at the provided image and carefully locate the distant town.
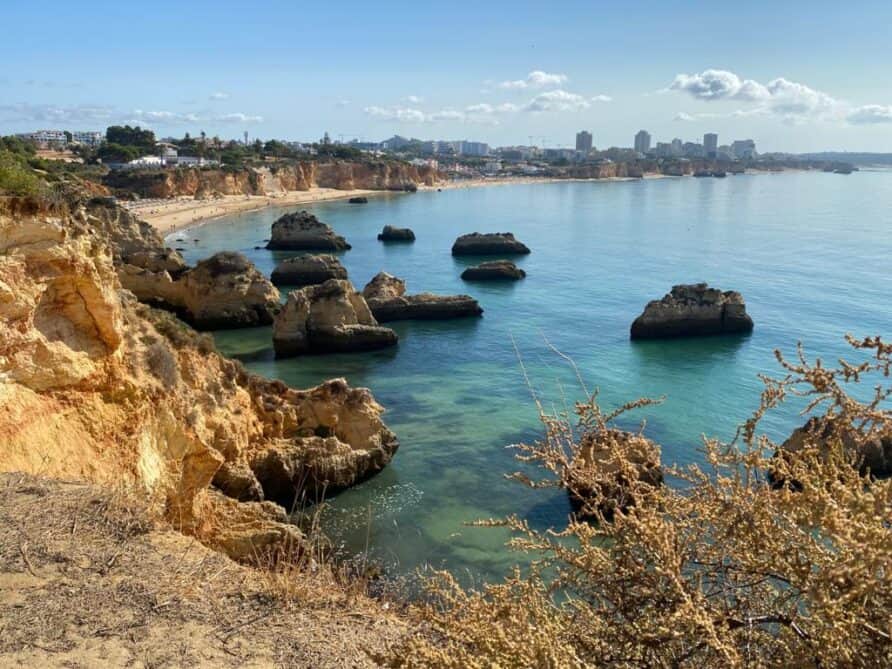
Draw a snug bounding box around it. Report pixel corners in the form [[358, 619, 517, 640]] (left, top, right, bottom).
[[11, 125, 886, 180]]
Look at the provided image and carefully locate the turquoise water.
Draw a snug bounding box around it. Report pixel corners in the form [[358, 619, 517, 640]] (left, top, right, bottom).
[[170, 172, 892, 584]]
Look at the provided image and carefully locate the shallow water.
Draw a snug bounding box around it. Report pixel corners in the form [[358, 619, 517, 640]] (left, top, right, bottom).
[[170, 171, 892, 584]]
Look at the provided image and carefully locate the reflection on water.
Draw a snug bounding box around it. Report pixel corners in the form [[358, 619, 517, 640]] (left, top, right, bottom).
[[174, 172, 892, 584]]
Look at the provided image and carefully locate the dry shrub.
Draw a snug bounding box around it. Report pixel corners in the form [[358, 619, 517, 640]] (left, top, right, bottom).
[[383, 335, 892, 668]]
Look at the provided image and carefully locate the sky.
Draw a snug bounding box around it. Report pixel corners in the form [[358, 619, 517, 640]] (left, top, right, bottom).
[[3, 0, 892, 153]]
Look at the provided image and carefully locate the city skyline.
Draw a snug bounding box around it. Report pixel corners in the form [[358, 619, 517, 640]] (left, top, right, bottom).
[[3, 1, 892, 152]]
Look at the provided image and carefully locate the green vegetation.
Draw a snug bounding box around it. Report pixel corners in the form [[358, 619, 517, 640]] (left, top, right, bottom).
[[0, 149, 43, 196], [105, 125, 156, 154]]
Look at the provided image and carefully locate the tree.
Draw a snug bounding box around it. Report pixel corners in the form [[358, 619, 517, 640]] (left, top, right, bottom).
[[104, 125, 156, 157], [384, 335, 892, 668]]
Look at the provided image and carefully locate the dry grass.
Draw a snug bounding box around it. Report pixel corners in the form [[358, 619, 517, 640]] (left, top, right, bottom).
[[0, 473, 409, 668], [382, 335, 892, 668]]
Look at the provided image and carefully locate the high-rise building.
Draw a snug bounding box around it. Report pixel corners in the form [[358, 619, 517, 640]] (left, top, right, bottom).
[[730, 139, 757, 160], [459, 140, 490, 156], [575, 130, 593, 153], [634, 130, 651, 154], [703, 133, 718, 158], [670, 138, 683, 157]]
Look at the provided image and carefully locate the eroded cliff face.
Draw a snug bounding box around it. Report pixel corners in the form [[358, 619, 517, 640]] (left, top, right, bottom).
[[104, 160, 442, 199], [0, 195, 398, 561]]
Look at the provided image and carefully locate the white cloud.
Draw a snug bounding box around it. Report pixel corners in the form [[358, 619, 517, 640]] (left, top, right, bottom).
[[847, 104, 892, 124], [0, 102, 263, 127], [209, 91, 230, 100], [669, 69, 769, 102], [523, 89, 590, 113], [674, 112, 698, 122], [591, 94, 612, 103], [498, 70, 568, 90], [364, 106, 427, 122], [405, 95, 423, 104], [0, 103, 115, 124], [130, 110, 263, 125], [668, 69, 853, 123]]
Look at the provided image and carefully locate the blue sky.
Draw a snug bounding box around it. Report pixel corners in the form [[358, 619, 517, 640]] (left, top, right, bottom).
[[3, 0, 892, 151]]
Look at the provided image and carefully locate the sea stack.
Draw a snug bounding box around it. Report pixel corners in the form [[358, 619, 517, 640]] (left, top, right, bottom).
[[348, 196, 368, 204], [451, 232, 531, 256], [377, 225, 416, 242], [266, 211, 350, 251], [630, 283, 754, 339], [270, 254, 348, 287], [272, 279, 398, 357], [362, 272, 483, 321], [461, 260, 526, 281]]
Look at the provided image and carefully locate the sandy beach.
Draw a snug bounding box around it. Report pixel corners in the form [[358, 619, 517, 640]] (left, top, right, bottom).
[[132, 173, 677, 236], [127, 187, 380, 235]]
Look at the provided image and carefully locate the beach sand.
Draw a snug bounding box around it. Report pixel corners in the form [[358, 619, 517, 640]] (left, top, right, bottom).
[[127, 187, 379, 235], [131, 174, 672, 235]]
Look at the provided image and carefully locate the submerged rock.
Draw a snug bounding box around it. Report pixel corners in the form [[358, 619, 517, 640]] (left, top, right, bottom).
[[362, 271, 483, 321], [377, 225, 416, 242], [348, 196, 368, 204], [769, 416, 892, 487], [266, 210, 351, 251], [461, 260, 526, 281], [567, 429, 663, 519], [630, 283, 753, 339], [270, 254, 348, 287], [272, 279, 398, 357], [451, 232, 530, 256]]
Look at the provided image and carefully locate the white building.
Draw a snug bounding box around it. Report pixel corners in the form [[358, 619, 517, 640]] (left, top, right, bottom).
[[15, 129, 67, 147], [71, 131, 103, 146]]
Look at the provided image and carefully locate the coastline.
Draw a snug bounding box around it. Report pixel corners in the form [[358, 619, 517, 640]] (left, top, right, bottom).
[[126, 187, 379, 236], [136, 169, 796, 237]]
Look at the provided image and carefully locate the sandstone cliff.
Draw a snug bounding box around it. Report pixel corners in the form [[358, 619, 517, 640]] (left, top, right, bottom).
[[104, 160, 441, 199], [0, 194, 398, 562]]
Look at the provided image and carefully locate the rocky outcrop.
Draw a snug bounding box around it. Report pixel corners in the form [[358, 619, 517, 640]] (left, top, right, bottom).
[[451, 232, 531, 256], [104, 160, 442, 199], [348, 196, 368, 204], [630, 283, 754, 339], [272, 279, 398, 358], [770, 416, 892, 486], [361, 272, 483, 321], [122, 251, 280, 329], [270, 254, 347, 287], [0, 194, 398, 561], [567, 429, 663, 519], [266, 211, 351, 251], [377, 225, 415, 242], [461, 260, 526, 281]]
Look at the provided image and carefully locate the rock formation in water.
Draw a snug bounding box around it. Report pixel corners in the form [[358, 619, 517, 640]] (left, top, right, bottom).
[[361, 272, 483, 321], [461, 260, 526, 281], [348, 196, 368, 204], [377, 225, 415, 242], [266, 211, 351, 251], [0, 192, 398, 562], [567, 429, 664, 519], [103, 160, 441, 199], [122, 251, 280, 329], [270, 254, 348, 287], [272, 279, 398, 357], [451, 232, 531, 256], [769, 416, 892, 487], [630, 283, 754, 339]]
